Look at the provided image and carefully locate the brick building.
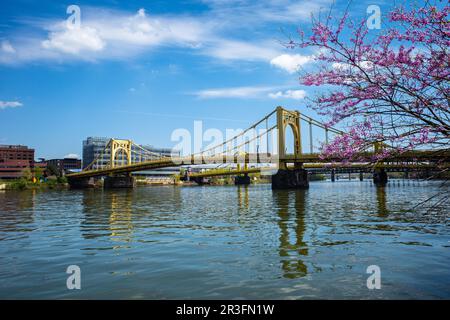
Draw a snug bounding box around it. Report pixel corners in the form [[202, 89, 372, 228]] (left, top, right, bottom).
[[0, 145, 35, 179]]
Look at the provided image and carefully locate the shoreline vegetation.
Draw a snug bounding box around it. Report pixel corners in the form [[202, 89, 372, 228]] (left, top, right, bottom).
[[0, 176, 69, 191]]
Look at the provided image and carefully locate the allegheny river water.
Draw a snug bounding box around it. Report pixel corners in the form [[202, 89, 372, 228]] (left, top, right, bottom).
[[0, 180, 449, 299]]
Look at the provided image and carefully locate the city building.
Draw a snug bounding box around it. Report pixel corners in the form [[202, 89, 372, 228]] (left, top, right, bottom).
[[82, 137, 110, 169], [0, 160, 32, 179], [0, 144, 34, 162], [82, 137, 179, 176], [47, 157, 81, 174], [0, 145, 35, 179]]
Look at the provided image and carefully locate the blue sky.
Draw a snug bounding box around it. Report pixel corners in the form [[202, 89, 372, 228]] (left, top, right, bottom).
[[0, 0, 385, 159]]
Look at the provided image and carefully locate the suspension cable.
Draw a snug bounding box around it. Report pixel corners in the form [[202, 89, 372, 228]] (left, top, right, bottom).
[[191, 109, 277, 157]]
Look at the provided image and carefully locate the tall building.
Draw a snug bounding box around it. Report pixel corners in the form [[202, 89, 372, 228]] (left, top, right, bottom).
[[0, 145, 35, 179], [82, 137, 178, 170], [82, 137, 109, 169]]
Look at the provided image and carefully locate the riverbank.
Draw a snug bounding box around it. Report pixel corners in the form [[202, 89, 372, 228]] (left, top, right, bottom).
[[0, 177, 69, 191]]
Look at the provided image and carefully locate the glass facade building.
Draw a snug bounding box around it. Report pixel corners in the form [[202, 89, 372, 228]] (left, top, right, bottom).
[[82, 137, 178, 169]]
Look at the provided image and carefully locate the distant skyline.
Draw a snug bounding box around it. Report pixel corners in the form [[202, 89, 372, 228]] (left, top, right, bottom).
[[0, 0, 389, 159]]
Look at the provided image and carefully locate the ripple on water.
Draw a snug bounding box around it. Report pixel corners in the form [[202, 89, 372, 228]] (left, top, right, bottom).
[[0, 181, 449, 299]]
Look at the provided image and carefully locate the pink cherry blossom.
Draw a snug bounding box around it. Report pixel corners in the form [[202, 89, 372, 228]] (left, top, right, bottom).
[[292, 2, 449, 161]]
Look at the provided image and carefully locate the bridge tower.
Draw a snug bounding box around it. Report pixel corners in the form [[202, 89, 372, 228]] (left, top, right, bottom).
[[234, 163, 251, 185], [276, 106, 302, 169], [104, 139, 135, 188], [110, 139, 132, 168], [373, 142, 388, 185], [272, 106, 309, 189]]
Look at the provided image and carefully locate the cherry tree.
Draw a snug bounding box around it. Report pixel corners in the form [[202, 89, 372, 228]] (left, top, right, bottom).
[[290, 1, 449, 162]]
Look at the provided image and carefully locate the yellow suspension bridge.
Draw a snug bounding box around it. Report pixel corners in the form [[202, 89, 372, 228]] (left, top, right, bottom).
[[66, 106, 449, 189]]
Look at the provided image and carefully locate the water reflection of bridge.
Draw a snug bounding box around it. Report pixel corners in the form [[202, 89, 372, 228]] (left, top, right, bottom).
[[273, 190, 308, 279], [80, 188, 183, 247], [236, 184, 392, 279], [80, 190, 135, 247], [76, 184, 416, 280]]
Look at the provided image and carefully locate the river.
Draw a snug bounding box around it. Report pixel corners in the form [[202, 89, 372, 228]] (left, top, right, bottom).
[[0, 180, 449, 299]]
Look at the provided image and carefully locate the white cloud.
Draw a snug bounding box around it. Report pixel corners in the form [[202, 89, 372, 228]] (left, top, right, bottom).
[[195, 85, 279, 99], [1, 41, 16, 53], [0, 6, 297, 65], [0, 101, 23, 109], [0, 2, 330, 66], [205, 39, 281, 61], [268, 89, 306, 100], [90, 8, 207, 48], [64, 153, 80, 159], [332, 61, 374, 71], [42, 24, 105, 54], [1, 8, 212, 63], [204, 0, 332, 24], [270, 54, 312, 73], [332, 62, 347, 70]]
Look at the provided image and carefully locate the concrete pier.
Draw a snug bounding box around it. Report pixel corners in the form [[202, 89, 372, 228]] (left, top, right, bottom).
[[67, 177, 95, 189], [373, 168, 388, 185], [191, 177, 205, 185], [234, 175, 251, 185], [272, 169, 309, 189], [104, 176, 136, 189]]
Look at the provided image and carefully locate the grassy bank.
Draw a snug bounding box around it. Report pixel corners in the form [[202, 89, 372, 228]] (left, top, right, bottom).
[[0, 177, 69, 191]]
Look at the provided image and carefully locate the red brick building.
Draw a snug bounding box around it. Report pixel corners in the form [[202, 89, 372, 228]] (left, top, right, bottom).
[[0, 145, 35, 179]]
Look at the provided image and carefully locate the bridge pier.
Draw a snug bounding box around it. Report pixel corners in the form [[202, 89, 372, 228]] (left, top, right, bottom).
[[359, 172, 364, 181], [67, 177, 95, 189], [404, 170, 409, 179], [373, 168, 388, 185], [331, 169, 335, 182], [104, 176, 136, 189], [272, 169, 309, 189], [234, 175, 251, 185], [191, 177, 205, 185]]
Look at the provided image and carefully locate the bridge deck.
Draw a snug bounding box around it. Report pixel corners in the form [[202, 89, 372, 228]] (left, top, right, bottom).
[[186, 163, 450, 179], [67, 150, 450, 180]]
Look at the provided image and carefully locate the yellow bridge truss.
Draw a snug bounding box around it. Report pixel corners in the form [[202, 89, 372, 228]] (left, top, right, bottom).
[[67, 106, 449, 180]]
